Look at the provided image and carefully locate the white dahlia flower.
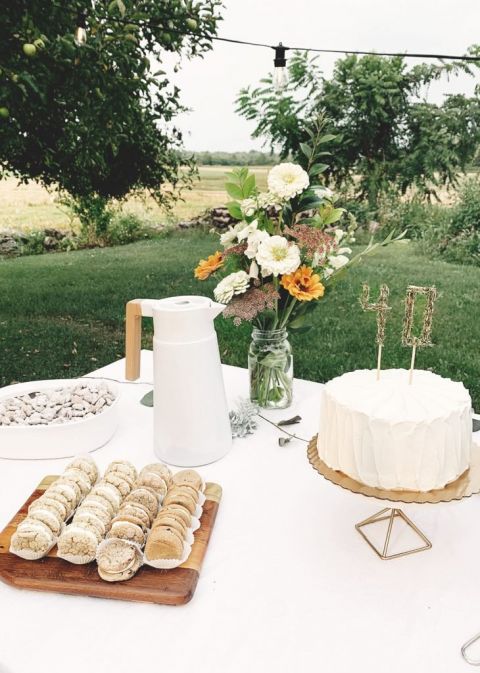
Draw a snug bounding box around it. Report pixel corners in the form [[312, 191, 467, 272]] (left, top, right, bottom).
[[214, 271, 250, 304], [267, 163, 309, 200], [256, 235, 301, 277], [245, 228, 270, 259]]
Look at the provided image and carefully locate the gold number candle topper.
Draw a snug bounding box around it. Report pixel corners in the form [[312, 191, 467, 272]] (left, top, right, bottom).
[[402, 285, 438, 383], [360, 283, 391, 380]]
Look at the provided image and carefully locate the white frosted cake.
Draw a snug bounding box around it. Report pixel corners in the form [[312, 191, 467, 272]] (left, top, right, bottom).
[[317, 369, 472, 492]]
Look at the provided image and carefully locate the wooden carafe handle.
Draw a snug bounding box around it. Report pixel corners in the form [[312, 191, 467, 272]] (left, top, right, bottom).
[[125, 299, 143, 380]]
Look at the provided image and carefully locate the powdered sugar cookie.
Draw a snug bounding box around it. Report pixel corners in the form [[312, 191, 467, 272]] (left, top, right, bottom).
[[10, 520, 56, 560], [125, 488, 158, 517], [28, 508, 64, 537], [103, 472, 132, 497], [91, 482, 122, 510], [57, 525, 99, 564], [67, 455, 98, 486], [107, 520, 145, 546]]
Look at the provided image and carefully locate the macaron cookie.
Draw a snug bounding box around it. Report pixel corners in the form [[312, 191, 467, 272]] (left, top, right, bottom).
[[152, 514, 186, 539], [172, 469, 203, 492], [47, 481, 79, 515], [72, 510, 107, 542], [57, 525, 99, 564], [78, 503, 112, 528], [41, 489, 74, 518], [163, 487, 197, 515], [137, 471, 167, 497], [10, 520, 56, 560], [125, 488, 158, 518], [103, 472, 132, 497], [28, 508, 64, 537], [67, 455, 99, 485], [106, 460, 137, 482], [91, 482, 123, 510], [145, 527, 184, 561], [63, 468, 92, 498], [97, 539, 142, 582], [107, 520, 145, 546], [82, 494, 115, 517], [162, 504, 192, 528], [111, 513, 147, 532], [142, 463, 172, 486], [29, 495, 68, 522], [118, 503, 152, 528]]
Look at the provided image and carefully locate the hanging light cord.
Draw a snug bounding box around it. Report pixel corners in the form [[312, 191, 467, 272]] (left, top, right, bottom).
[[96, 15, 480, 63], [211, 35, 480, 62]]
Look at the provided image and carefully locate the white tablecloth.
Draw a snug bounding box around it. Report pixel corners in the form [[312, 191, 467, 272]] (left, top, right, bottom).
[[1, 351, 479, 673]]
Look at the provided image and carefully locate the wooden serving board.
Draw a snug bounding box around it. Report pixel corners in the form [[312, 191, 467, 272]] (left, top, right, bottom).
[[0, 476, 222, 605]]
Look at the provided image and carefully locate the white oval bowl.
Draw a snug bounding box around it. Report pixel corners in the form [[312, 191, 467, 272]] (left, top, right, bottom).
[[0, 378, 120, 460]]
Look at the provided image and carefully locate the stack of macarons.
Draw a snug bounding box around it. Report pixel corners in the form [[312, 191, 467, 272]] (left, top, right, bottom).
[[57, 460, 136, 564], [10, 455, 98, 560], [144, 469, 205, 569], [96, 463, 171, 581]]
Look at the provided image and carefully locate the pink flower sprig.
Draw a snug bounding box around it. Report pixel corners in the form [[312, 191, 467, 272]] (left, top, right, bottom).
[[223, 284, 280, 326]]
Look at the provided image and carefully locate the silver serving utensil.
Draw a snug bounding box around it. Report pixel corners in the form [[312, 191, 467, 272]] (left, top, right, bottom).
[[462, 632, 480, 665]]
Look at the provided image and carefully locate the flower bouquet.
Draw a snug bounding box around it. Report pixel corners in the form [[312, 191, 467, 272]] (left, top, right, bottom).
[[194, 129, 401, 408]]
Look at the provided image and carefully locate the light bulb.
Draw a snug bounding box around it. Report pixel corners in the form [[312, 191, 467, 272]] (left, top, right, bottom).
[[74, 26, 87, 46], [273, 42, 288, 92], [74, 10, 88, 47], [273, 66, 288, 91]]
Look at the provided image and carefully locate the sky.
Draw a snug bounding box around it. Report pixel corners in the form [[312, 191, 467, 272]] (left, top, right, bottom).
[[164, 0, 479, 152]]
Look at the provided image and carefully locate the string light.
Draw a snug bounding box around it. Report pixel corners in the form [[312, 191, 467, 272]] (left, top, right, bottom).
[[74, 10, 87, 47], [71, 8, 480, 72], [273, 43, 289, 91]]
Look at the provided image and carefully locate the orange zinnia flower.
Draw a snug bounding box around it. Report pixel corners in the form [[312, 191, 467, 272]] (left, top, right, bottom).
[[194, 251, 224, 280], [280, 265, 325, 301]]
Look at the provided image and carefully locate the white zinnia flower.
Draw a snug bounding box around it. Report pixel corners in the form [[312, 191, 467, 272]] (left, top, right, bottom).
[[267, 163, 309, 200], [328, 254, 350, 270], [256, 235, 301, 277], [245, 228, 270, 259], [237, 219, 258, 242], [214, 271, 250, 304], [220, 222, 244, 247], [240, 198, 257, 217], [257, 191, 281, 209], [313, 186, 334, 200]]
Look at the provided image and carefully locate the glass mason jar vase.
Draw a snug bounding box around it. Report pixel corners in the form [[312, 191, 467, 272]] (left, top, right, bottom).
[[248, 328, 293, 409]]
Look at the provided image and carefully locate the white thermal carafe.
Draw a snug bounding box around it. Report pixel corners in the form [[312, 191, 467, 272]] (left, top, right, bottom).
[[125, 295, 232, 466]]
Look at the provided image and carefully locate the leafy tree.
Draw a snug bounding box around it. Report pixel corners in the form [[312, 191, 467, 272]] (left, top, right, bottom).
[[236, 49, 480, 211], [0, 0, 222, 235]]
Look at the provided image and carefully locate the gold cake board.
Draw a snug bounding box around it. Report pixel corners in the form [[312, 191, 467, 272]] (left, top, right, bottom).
[[308, 436, 480, 560]]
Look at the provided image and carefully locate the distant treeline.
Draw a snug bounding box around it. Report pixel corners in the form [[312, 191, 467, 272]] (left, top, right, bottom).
[[187, 150, 279, 166]]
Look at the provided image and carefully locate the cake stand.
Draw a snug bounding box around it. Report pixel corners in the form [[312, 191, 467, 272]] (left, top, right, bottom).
[[308, 435, 480, 560]]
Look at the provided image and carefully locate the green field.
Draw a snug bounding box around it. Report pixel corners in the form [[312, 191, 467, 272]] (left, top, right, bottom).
[[0, 167, 270, 232], [1, 229, 479, 409]]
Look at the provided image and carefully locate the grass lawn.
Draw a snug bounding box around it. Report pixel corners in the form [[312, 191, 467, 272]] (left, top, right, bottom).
[[0, 166, 270, 232], [0, 229, 479, 409]]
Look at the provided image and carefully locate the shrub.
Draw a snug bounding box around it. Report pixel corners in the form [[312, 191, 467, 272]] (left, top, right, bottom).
[[106, 213, 152, 246], [450, 177, 480, 234]]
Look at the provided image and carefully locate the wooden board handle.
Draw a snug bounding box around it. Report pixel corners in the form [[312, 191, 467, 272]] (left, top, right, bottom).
[[125, 300, 142, 380]]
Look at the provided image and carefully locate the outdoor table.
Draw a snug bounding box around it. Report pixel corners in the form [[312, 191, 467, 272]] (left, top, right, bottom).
[[1, 350, 479, 673]]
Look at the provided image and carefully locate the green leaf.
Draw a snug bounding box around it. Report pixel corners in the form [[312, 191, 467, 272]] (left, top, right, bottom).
[[300, 142, 313, 159], [140, 390, 154, 407], [288, 314, 306, 329], [318, 133, 337, 144], [310, 163, 329, 176], [116, 0, 126, 16], [243, 173, 256, 198], [226, 201, 243, 220], [225, 182, 244, 200]]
